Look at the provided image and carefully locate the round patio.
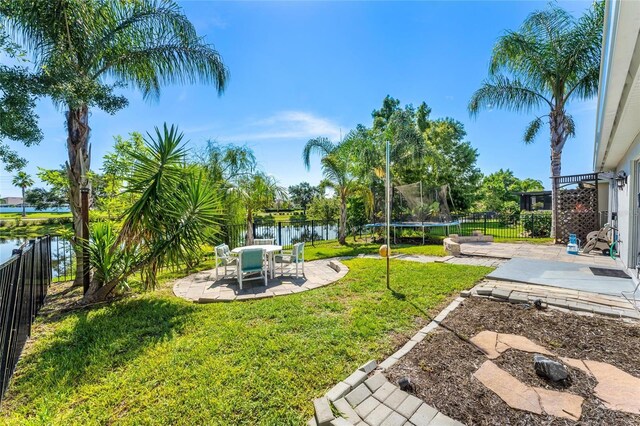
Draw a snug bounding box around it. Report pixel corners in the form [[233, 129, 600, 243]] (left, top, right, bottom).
[[173, 258, 349, 303]]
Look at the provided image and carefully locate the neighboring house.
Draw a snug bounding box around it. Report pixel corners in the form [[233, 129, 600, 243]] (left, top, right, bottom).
[[593, 0, 640, 272], [0, 197, 24, 206]]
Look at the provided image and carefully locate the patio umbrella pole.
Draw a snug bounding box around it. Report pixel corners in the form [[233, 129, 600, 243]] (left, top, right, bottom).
[[386, 140, 391, 290]]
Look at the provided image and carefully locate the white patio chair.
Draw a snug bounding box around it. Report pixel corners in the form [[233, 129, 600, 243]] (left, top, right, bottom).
[[236, 248, 268, 290], [274, 242, 305, 278], [253, 238, 275, 245], [214, 244, 237, 280]]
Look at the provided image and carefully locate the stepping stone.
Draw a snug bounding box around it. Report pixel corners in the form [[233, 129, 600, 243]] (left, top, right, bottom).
[[383, 388, 409, 410], [345, 383, 372, 408], [333, 398, 361, 424], [560, 357, 591, 375], [496, 333, 553, 356], [330, 418, 352, 426], [326, 382, 351, 402], [364, 403, 393, 426], [364, 373, 388, 392], [584, 360, 640, 414], [429, 412, 465, 425], [344, 369, 368, 389], [408, 403, 438, 426], [372, 382, 396, 402], [469, 330, 502, 359], [379, 411, 407, 426], [473, 361, 542, 414], [355, 396, 380, 419], [358, 360, 377, 374], [534, 387, 583, 421], [396, 394, 423, 418], [313, 397, 335, 426]]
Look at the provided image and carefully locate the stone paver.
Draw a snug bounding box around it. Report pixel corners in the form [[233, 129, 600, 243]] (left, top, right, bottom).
[[173, 258, 348, 302], [408, 403, 438, 426], [333, 398, 361, 424], [314, 397, 335, 426], [364, 373, 388, 392], [355, 397, 381, 419], [372, 382, 396, 402], [395, 394, 423, 419], [429, 412, 465, 425], [584, 360, 640, 414], [379, 411, 407, 426], [345, 383, 372, 407], [365, 404, 393, 426], [473, 361, 543, 414], [327, 382, 352, 402]]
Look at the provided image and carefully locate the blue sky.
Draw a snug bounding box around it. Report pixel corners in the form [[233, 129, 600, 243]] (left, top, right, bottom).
[[1, 0, 597, 197]]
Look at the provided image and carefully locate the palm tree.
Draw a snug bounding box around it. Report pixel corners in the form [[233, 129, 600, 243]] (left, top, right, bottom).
[[303, 136, 370, 245], [234, 172, 286, 245], [83, 124, 223, 303], [12, 171, 34, 217], [469, 3, 604, 238], [2, 0, 228, 287]]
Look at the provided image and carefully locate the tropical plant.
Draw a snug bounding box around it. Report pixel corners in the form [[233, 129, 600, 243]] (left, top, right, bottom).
[[303, 136, 371, 245], [233, 172, 286, 245], [83, 124, 223, 303], [2, 0, 229, 287], [469, 2, 604, 237], [12, 171, 33, 217], [288, 182, 320, 215], [306, 196, 340, 223]]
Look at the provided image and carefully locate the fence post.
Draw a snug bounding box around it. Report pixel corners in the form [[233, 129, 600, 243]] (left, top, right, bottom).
[[0, 248, 22, 401], [278, 222, 282, 246], [311, 220, 315, 246], [530, 214, 534, 239], [483, 213, 487, 236]]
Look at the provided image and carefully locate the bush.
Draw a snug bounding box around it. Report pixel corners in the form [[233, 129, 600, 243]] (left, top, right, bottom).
[[521, 212, 552, 237], [497, 201, 521, 226]]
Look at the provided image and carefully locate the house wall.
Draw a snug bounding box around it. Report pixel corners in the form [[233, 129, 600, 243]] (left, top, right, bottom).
[[610, 132, 640, 269]]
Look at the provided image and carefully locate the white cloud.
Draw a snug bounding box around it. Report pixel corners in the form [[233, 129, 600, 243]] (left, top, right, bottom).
[[219, 111, 343, 142]]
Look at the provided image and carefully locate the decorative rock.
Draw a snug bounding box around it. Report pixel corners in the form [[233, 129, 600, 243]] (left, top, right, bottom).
[[313, 397, 335, 426], [533, 355, 570, 382]]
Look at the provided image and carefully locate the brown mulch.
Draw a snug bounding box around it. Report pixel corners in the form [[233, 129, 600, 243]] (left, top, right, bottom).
[[385, 297, 640, 425]]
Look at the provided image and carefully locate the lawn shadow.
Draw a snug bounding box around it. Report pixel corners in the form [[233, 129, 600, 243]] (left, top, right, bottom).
[[6, 296, 196, 406]]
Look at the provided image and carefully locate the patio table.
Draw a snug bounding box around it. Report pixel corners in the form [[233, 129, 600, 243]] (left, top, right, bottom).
[[231, 245, 282, 280]]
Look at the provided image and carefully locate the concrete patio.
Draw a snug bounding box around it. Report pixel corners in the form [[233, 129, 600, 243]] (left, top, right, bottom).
[[173, 259, 348, 303]]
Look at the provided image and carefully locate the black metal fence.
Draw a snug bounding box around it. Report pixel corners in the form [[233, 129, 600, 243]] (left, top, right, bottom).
[[0, 236, 52, 402], [221, 220, 339, 250]]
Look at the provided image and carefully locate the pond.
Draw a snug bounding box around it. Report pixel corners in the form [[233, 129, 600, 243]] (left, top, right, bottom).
[[0, 237, 75, 281]]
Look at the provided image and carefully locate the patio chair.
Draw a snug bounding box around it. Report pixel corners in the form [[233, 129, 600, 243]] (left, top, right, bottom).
[[253, 238, 275, 245], [274, 242, 305, 278], [236, 248, 268, 290], [214, 244, 237, 280]]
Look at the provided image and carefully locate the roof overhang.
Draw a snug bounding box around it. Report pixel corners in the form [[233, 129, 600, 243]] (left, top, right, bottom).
[[593, 0, 640, 171]]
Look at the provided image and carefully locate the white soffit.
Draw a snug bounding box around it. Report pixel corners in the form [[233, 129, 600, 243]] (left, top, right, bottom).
[[596, 0, 640, 170]]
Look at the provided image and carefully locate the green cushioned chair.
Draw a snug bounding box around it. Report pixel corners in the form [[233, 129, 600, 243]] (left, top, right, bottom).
[[237, 248, 267, 290]]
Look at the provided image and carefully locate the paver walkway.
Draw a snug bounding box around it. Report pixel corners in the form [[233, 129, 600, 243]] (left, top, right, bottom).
[[173, 259, 348, 303], [460, 242, 619, 268]]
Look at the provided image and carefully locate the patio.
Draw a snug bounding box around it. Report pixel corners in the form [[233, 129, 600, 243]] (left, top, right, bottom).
[[173, 258, 348, 302]]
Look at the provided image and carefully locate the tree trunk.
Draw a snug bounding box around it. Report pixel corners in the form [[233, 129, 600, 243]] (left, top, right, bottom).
[[66, 105, 91, 287], [549, 109, 567, 242], [245, 209, 254, 245], [21, 187, 25, 217], [339, 195, 347, 245]]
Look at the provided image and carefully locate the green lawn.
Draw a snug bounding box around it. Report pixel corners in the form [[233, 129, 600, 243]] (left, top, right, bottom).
[[2, 258, 490, 425], [304, 239, 446, 261], [0, 212, 72, 219]]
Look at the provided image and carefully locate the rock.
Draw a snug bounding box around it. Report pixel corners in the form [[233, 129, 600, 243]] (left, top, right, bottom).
[[534, 354, 570, 383]]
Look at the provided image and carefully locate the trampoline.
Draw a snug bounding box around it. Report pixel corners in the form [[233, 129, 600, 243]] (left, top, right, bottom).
[[365, 221, 461, 244]]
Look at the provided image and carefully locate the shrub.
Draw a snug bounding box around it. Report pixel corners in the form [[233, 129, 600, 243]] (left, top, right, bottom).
[[521, 212, 552, 237]]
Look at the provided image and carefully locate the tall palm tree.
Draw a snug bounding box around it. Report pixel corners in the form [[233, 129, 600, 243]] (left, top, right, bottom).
[[12, 171, 33, 217], [303, 136, 370, 245], [2, 0, 228, 286], [234, 172, 286, 245], [469, 3, 604, 238]]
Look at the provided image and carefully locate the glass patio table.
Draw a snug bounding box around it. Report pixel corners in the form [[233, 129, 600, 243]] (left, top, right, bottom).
[[231, 245, 282, 279]]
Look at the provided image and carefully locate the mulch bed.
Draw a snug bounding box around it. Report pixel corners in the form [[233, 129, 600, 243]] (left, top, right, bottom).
[[385, 297, 640, 425]]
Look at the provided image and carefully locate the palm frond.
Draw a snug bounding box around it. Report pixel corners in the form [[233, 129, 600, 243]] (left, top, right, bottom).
[[302, 137, 335, 170], [468, 75, 551, 116], [523, 116, 544, 144]]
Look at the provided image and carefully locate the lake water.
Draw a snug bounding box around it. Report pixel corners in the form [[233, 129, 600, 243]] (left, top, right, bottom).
[[0, 238, 27, 262], [0, 206, 70, 214]]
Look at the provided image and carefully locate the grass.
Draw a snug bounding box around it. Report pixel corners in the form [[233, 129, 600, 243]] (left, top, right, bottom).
[[304, 239, 446, 261], [2, 258, 490, 425], [0, 222, 72, 239], [0, 212, 72, 220]]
